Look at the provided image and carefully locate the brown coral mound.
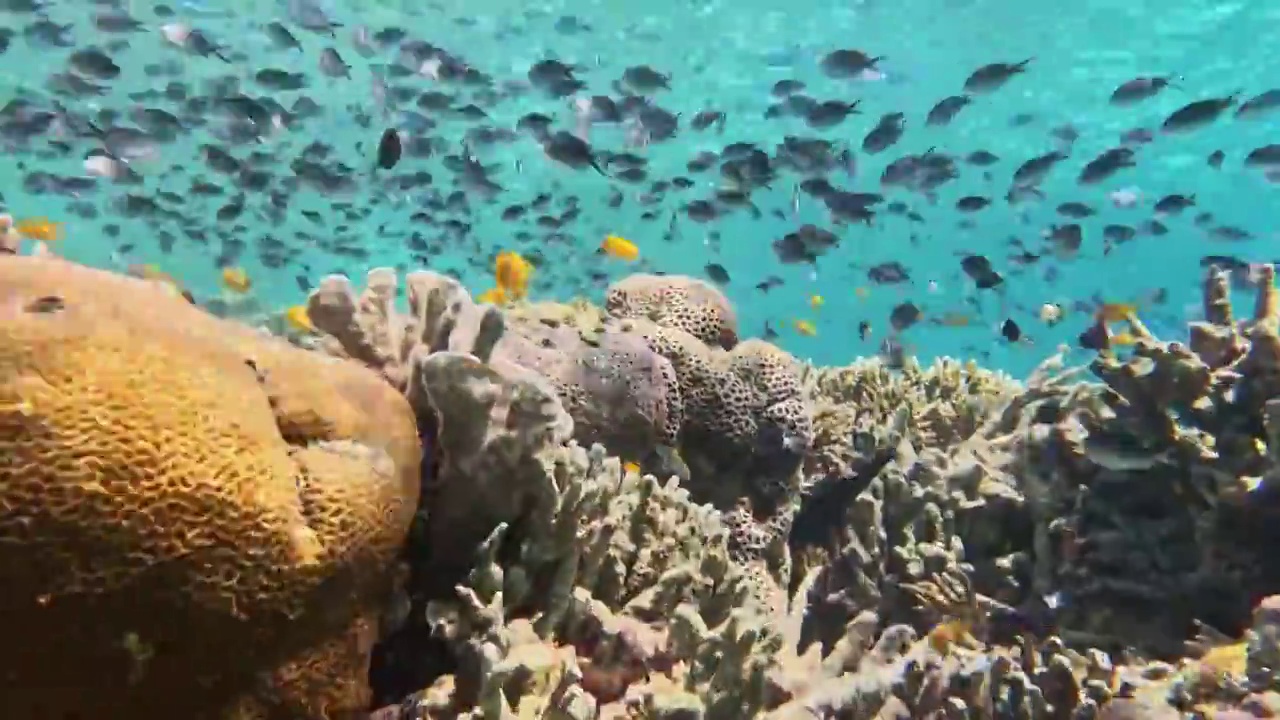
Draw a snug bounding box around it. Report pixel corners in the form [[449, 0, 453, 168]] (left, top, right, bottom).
[[0, 256, 421, 719], [605, 273, 740, 349]]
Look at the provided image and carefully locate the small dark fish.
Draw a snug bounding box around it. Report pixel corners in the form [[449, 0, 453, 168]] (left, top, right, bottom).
[[965, 150, 999, 166], [1078, 322, 1107, 351], [1108, 75, 1175, 106], [1139, 219, 1169, 236], [1000, 318, 1022, 342], [1161, 95, 1237, 133], [755, 275, 783, 293], [819, 49, 882, 78], [867, 261, 910, 284], [926, 95, 970, 126], [956, 195, 991, 212], [1207, 150, 1225, 168], [1119, 128, 1155, 146], [771, 79, 805, 97], [704, 263, 730, 284], [1236, 89, 1280, 120], [963, 59, 1032, 94], [1154, 194, 1195, 215], [264, 21, 303, 50], [960, 254, 1003, 289], [1056, 202, 1094, 218], [1244, 144, 1280, 169], [858, 320, 871, 341], [889, 301, 921, 331], [375, 128, 401, 170], [1078, 147, 1136, 184], [805, 100, 860, 129], [862, 112, 905, 154], [621, 65, 670, 93], [1046, 224, 1083, 260], [69, 47, 121, 80], [319, 47, 350, 78], [95, 11, 145, 33], [542, 131, 607, 175], [1102, 224, 1136, 243], [255, 68, 308, 91], [1208, 225, 1252, 242], [690, 110, 726, 132], [1012, 151, 1067, 188]]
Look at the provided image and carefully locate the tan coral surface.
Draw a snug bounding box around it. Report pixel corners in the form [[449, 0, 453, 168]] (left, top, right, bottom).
[[0, 256, 422, 719]]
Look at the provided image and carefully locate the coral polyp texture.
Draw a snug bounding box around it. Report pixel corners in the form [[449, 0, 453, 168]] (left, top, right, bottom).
[[0, 255, 421, 719], [10, 255, 1280, 720]]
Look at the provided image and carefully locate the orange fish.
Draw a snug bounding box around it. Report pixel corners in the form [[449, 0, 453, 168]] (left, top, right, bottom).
[[476, 287, 508, 305], [13, 217, 63, 243], [600, 234, 639, 261], [221, 266, 252, 294], [494, 251, 531, 300], [855, 287, 870, 299], [927, 618, 976, 656]]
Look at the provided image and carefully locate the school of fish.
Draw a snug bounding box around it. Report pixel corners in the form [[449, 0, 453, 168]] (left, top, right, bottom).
[[1, 0, 1277, 372]]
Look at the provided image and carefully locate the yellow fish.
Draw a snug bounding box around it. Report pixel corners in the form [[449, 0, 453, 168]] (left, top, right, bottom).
[[622, 461, 641, 475], [809, 294, 824, 309], [934, 312, 972, 327], [477, 287, 508, 305], [494, 251, 531, 300], [1198, 640, 1248, 678], [855, 287, 870, 299], [600, 234, 639, 261], [13, 217, 63, 243], [793, 319, 817, 337], [221, 266, 252, 294], [1111, 331, 1137, 346], [1097, 302, 1137, 323], [128, 264, 194, 304], [284, 305, 315, 333]]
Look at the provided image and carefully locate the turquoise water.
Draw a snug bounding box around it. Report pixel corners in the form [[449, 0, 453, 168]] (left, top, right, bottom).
[[4, 0, 1278, 378]]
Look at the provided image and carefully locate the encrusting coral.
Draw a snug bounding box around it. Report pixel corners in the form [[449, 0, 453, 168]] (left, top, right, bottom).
[[10, 250, 1280, 720], [0, 254, 421, 719]]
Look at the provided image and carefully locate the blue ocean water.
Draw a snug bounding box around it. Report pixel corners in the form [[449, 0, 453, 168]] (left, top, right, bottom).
[[3, 0, 1278, 378]]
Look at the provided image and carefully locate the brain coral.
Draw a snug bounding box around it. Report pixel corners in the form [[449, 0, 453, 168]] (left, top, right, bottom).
[[606, 273, 740, 349], [0, 256, 421, 719]]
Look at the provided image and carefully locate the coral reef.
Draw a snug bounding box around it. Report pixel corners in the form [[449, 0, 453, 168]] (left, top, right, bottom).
[[0, 255, 421, 719], [7, 252, 1280, 720], [310, 269, 813, 612]]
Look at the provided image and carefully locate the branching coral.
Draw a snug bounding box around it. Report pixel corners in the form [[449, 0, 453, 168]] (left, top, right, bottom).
[[1023, 265, 1280, 649], [414, 443, 786, 719], [0, 255, 421, 719], [799, 356, 1024, 493]]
